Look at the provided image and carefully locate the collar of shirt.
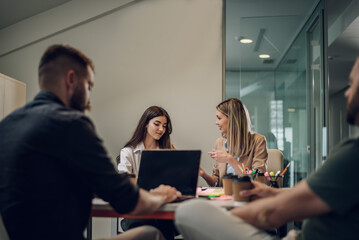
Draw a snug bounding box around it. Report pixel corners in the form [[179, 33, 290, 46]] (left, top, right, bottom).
[[134, 142, 145, 153], [134, 142, 160, 153], [35, 91, 66, 106]]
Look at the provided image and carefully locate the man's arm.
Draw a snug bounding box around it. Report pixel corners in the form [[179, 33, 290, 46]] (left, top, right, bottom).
[[130, 185, 180, 215], [230, 180, 331, 229]]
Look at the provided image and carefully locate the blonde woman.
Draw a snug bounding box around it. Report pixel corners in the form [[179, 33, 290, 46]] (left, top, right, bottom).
[[200, 98, 268, 187]]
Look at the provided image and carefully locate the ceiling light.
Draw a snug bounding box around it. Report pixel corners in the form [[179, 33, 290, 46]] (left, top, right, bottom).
[[288, 108, 296, 112], [259, 54, 270, 59], [240, 38, 253, 44]]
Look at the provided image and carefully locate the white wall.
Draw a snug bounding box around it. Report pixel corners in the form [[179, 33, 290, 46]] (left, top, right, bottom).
[[0, 0, 223, 237]]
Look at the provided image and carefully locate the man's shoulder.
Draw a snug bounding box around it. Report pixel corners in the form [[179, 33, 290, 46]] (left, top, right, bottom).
[[332, 137, 359, 154], [3, 95, 94, 132], [28, 91, 92, 123], [322, 137, 359, 168], [34, 101, 92, 127]]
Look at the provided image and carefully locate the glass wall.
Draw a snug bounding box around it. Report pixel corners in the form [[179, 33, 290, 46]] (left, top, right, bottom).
[[275, 31, 308, 186], [225, 0, 322, 187]]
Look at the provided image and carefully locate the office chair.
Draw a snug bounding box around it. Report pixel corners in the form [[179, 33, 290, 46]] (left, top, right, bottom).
[[267, 149, 283, 174], [0, 214, 10, 240]]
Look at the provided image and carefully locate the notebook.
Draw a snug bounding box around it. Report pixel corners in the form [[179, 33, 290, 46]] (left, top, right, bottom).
[[137, 150, 201, 199]]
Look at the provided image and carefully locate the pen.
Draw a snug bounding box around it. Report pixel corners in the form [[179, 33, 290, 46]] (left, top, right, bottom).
[[274, 170, 280, 180], [242, 163, 247, 174], [279, 162, 291, 178]]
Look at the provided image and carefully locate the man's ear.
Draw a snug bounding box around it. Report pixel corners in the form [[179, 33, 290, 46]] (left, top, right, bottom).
[[65, 70, 76, 93]]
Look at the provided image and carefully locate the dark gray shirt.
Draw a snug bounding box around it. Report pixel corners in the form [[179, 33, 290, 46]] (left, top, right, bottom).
[[302, 138, 359, 239], [0, 91, 139, 240]]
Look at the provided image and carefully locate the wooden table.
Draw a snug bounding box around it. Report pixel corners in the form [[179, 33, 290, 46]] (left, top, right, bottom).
[[91, 198, 237, 219], [88, 193, 239, 239], [91, 198, 178, 220]]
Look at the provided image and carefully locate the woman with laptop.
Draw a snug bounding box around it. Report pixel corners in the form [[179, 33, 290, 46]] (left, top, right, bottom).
[[117, 105, 177, 240], [199, 98, 268, 187]]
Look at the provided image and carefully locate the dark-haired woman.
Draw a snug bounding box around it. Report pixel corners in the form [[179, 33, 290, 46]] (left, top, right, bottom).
[[117, 106, 177, 240]]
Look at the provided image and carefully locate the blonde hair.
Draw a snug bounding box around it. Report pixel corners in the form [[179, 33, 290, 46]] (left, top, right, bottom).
[[217, 98, 254, 158]]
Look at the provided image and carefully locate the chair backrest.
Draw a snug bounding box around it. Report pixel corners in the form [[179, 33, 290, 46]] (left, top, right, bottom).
[[0, 214, 10, 240], [266, 149, 283, 173]]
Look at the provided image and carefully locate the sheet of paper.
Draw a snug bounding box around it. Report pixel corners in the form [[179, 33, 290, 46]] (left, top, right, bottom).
[[197, 187, 224, 196]]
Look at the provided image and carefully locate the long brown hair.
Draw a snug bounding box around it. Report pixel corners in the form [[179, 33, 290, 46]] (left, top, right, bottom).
[[217, 98, 254, 158], [124, 106, 173, 149]]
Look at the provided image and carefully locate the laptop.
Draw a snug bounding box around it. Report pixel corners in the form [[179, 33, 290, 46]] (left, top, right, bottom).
[[137, 150, 201, 199]]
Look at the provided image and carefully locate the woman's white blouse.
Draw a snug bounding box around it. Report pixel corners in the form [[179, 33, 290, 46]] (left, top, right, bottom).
[[117, 142, 159, 176]]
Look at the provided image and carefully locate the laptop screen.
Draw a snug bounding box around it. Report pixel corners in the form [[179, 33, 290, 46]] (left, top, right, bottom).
[[137, 150, 201, 196]]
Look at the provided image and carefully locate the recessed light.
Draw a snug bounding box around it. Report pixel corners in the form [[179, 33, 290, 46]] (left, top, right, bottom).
[[240, 38, 253, 44], [259, 54, 270, 59]]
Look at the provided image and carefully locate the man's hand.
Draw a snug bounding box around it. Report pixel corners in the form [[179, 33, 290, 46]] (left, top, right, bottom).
[[240, 181, 281, 201], [130, 186, 181, 215], [230, 180, 331, 230], [150, 184, 182, 203]]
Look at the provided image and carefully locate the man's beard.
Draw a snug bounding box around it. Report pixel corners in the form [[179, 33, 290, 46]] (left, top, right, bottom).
[[69, 85, 90, 112]]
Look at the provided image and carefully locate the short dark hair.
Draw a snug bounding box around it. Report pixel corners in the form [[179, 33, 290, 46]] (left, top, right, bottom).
[[39, 44, 94, 76]]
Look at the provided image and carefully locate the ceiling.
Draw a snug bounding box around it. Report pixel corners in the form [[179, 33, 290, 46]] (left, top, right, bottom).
[[226, 0, 318, 71], [1, 0, 359, 95], [328, 16, 359, 94], [327, 0, 359, 94], [225, 0, 359, 95], [0, 0, 70, 29]]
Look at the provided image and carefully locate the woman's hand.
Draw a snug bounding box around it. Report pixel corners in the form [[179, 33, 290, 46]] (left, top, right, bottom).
[[208, 149, 231, 163], [208, 150, 243, 175], [199, 167, 205, 177]]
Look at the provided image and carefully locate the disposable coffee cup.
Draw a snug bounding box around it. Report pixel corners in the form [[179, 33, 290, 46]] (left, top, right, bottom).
[[222, 174, 233, 195], [232, 175, 253, 202], [255, 172, 266, 184]]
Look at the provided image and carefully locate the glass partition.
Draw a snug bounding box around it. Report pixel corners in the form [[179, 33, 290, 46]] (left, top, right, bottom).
[[275, 31, 308, 186], [225, 0, 323, 187]]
